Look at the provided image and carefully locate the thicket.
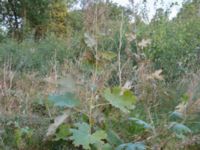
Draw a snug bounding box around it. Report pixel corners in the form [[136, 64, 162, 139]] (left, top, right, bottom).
[[0, 0, 200, 150]]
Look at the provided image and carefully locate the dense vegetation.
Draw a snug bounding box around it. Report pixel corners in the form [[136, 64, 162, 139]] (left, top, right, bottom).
[[0, 0, 200, 149]]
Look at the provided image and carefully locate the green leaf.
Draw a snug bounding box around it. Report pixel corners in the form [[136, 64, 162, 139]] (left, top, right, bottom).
[[104, 87, 136, 113], [169, 122, 192, 135], [107, 130, 123, 146], [55, 124, 71, 141], [181, 93, 189, 103], [102, 143, 113, 150], [170, 111, 184, 120], [129, 118, 153, 130], [116, 142, 146, 150], [70, 122, 107, 149], [70, 123, 91, 149], [48, 92, 80, 108], [90, 130, 107, 144]]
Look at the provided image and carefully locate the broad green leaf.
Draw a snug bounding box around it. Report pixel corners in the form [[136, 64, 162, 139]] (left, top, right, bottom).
[[107, 130, 123, 146], [70, 122, 91, 149], [104, 87, 136, 113], [48, 92, 80, 108], [55, 124, 71, 141], [70, 122, 107, 149], [169, 122, 192, 135], [170, 111, 184, 120], [116, 142, 146, 150], [129, 118, 153, 130]]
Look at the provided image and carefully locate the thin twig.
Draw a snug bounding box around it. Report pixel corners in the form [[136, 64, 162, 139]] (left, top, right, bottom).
[[93, 103, 110, 108]]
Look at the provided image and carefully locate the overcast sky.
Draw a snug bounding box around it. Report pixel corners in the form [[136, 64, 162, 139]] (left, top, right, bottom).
[[112, 0, 184, 20]]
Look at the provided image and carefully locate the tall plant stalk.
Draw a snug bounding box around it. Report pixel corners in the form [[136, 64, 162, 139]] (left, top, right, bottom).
[[118, 10, 124, 87]]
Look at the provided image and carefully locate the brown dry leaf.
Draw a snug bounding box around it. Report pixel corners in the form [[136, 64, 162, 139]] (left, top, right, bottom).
[[120, 80, 132, 95], [126, 33, 136, 42], [152, 69, 164, 80], [123, 80, 132, 90], [138, 39, 151, 49], [45, 111, 70, 138], [147, 69, 164, 80], [175, 102, 187, 114]]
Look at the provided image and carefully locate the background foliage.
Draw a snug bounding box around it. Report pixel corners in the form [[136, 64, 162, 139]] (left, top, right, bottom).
[[0, 0, 200, 149]]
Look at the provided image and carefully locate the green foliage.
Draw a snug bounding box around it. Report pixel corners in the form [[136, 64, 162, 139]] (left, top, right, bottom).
[[140, 1, 200, 81], [26, 0, 50, 26], [0, 35, 74, 74], [70, 122, 107, 149], [14, 126, 33, 148], [48, 0, 69, 36], [104, 87, 136, 113], [99, 51, 117, 61], [68, 10, 84, 32]]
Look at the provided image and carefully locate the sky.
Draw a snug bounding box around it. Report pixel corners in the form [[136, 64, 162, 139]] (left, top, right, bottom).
[[112, 0, 184, 20]]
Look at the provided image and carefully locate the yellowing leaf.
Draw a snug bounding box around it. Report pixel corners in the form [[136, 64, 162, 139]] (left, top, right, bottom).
[[104, 87, 136, 113], [98, 51, 117, 61], [175, 102, 187, 114]]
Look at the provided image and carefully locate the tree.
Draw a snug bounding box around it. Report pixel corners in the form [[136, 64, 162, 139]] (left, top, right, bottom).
[[0, 0, 50, 40], [48, 0, 69, 37]]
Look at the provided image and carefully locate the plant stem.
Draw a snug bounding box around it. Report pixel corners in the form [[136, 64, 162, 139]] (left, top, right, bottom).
[[118, 10, 124, 87], [89, 3, 99, 133]]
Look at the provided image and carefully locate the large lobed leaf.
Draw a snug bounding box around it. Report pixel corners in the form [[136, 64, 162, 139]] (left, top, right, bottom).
[[48, 92, 80, 108], [70, 122, 107, 150], [104, 87, 136, 113]]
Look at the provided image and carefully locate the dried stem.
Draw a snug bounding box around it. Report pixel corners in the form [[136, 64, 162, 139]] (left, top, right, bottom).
[[118, 10, 124, 87]]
